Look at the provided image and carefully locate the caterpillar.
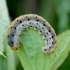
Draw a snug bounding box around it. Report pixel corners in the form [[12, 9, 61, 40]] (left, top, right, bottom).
[[6, 14, 57, 54]]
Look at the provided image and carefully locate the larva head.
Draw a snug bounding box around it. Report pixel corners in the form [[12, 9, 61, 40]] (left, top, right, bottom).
[[42, 40, 57, 54], [7, 33, 20, 50], [10, 46, 19, 50], [6, 15, 23, 50]]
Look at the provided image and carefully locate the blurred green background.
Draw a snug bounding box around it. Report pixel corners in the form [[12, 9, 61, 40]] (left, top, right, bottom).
[[2, 0, 70, 70]]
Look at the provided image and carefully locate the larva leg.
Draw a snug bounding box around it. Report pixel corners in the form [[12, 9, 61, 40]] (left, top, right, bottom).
[[21, 30, 26, 35], [22, 32, 26, 35], [18, 37, 23, 45]]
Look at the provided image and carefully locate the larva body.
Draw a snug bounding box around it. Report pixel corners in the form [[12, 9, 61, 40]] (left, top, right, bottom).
[[6, 14, 57, 54]]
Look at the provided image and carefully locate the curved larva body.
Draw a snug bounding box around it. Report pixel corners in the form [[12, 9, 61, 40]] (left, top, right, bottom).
[[6, 14, 57, 54]]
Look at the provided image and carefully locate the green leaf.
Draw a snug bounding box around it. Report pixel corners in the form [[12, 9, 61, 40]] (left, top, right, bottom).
[[0, 56, 7, 70], [54, 0, 69, 33], [0, 0, 10, 24], [0, 0, 10, 52], [0, 51, 6, 58], [50, 30, 70, 70], [17, 28, 70, 70], [0, 0, 21, 70], [0, 19, 8, 52]]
